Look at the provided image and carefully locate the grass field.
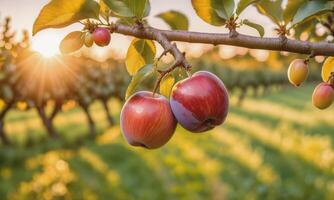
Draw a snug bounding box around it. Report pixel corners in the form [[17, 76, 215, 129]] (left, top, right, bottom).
[[1, 84, 334, 200]]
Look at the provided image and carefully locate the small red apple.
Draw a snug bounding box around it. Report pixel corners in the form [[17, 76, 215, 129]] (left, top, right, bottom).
[[120, 91, 177, 149], [92, 28, 111, 47], [170, 71, 229, 133], [312, 83, 334, 110]]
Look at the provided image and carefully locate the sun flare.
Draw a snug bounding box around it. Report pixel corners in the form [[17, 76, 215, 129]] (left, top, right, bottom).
[[31, 32, 61, 58]]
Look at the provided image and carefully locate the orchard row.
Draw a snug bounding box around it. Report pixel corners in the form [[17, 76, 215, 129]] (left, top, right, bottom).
[[1, 47, 323, 147]]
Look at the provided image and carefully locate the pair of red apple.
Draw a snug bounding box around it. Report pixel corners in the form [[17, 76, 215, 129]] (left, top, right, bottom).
[[120, 71, 229, 149]]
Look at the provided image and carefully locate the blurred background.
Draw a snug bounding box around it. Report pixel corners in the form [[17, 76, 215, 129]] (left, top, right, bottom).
[[0, 0, 334, 200]]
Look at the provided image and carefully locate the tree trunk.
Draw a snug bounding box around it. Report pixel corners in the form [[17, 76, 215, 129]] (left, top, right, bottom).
[[237, 88, 247, 106], [36, 106, 59, 138], [102, 99, 114, 126], [0, 101, 14, 145], [81, 105, 96, 137], [0, 120, 10, 145], [253, 86, 259, 97]]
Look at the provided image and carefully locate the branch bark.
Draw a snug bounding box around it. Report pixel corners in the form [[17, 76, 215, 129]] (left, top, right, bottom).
[[113, 24, 334, 56]]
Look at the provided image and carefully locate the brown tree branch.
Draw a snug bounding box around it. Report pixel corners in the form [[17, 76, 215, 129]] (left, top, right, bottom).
[[150, 30, 191, 70], [36, 106, 59, 138], [48, 103, 61, 121], [113, 24, 334, 56]]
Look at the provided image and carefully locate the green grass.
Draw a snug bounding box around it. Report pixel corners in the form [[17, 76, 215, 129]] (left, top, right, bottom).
[[1, 84, 334, 200]]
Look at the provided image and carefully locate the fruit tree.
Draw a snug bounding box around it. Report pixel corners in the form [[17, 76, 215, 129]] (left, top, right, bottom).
[[31, 0, 334, 149]]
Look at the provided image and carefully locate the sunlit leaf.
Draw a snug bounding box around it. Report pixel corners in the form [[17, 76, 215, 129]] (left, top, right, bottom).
[[99, 0, 110, 21], [33, 0, 100, 35], [256, 0, 283, 25], [160, 74, 175, 98], [191, 0, 226, 26], [102, 0, 150, 19], [236, 0, 259, 15], [125, 64, 154, 99], [292, 0, 333, 26], [125, 39, 156, 76], [60, 31, 85, 54], [156, 10, 189, 30], [283, 0, 307, 23], [242, 19, 264, 37]]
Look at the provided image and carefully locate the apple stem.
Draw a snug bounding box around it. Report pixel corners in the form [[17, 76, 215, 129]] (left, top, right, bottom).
[[153, 61, 181, 95], [304, 51, 315, 64]]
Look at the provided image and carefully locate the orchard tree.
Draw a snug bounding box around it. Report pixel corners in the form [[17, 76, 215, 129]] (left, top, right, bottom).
[[33, 0, 334, 149], [0, 17, 30, 145]]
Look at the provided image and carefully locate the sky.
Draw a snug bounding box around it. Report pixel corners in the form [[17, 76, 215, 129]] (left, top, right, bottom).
[[0, 0, 275, 60]]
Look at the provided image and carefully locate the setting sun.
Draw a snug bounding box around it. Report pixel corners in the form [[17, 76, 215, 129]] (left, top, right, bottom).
[[31, 31, 61, 58]]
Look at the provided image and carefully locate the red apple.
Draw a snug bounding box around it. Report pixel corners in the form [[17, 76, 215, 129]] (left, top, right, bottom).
[[312, 83, 334, 110], [170, 71, 229, 133], [92, 28, 111, 47], [120, 91, 177, 149]]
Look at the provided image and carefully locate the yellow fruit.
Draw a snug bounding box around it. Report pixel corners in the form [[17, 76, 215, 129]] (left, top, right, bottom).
[[287, 59, 308, 87], [312, 83, 334, 110], [84, 33, 94, 47], [321, 57, 334, 82]]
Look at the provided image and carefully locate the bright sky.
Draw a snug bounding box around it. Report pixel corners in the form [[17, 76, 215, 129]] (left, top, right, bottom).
[[0, 0, 275, 60]]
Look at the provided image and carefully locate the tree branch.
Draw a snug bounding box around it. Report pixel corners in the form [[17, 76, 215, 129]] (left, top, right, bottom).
[[150, 30, 191, 70], [36, 105, 59, 138], [113, 24, 334, 56], [48, 103, 61, 121]]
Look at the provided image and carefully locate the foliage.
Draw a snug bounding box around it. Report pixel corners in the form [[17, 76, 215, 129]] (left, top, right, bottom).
[[29, 0, 334, 110]]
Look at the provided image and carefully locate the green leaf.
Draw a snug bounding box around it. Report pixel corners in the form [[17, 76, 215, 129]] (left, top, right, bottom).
[[156, 10, 189, 30], [125, 39, 156, 76], [242, 19, 264, 37], [33, 0, 100, 35], [115, 17, 136, 26], [292, 0, 333, 26], [256, 0, 283, 25], [160, 74, 175, 98], [223, 0, 235, 18], [60, 31, 84, 54], [143, 0, 151, 17], [191, 0, 226, 26], [283, 0, 307, 23], [125, 64, 154, 99], [236, 0, 260, 15], [102, 0, 150, 19]]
